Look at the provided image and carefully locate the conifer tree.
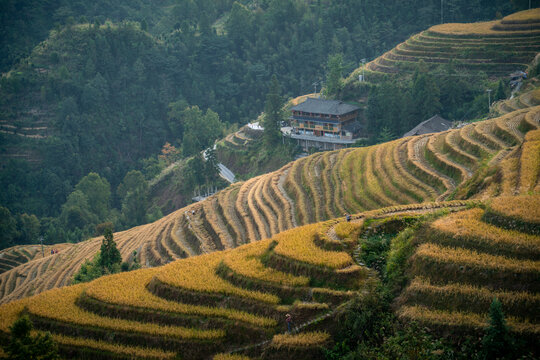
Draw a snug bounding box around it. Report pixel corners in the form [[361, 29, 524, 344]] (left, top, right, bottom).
[[263, 75, 284, 147], [482, 298, 513, 359], [324, 53, 344, 99], [99, 228, 121, 272], [495, 80, 506, 102]]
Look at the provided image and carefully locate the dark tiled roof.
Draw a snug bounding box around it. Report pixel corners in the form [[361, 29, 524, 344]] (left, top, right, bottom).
[[403, 115, 452, 137], [291, 98, 360, 115]]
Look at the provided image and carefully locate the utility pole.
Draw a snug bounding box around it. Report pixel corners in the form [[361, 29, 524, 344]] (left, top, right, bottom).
[[487, 89, 492, 109], [361, 58, 366, 82], [441, 0, 444, 24]]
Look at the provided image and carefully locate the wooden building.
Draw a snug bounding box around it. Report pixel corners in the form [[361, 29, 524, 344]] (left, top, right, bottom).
[[287, 98, 363, 151]]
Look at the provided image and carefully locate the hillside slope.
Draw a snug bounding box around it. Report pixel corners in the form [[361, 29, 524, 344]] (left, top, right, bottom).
[[345, 8, 540, 81], [0, 196, 537, 359], [1, 106, 539, 304]]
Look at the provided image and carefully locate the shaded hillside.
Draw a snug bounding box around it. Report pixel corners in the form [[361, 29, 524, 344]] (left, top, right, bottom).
[[1, 106, 538, 305]]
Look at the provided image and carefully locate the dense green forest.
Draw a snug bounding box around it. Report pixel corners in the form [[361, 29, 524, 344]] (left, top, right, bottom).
[[0, 0, 536, 249]]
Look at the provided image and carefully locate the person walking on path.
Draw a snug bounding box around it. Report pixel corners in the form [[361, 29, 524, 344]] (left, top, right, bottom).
[[345, 213, 351, 222], [285, 313, 294, 333]]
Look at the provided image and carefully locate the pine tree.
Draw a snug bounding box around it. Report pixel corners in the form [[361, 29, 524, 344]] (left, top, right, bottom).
[[482, 298, 513, 359], [263, 75, 284, 147], [99, 228, 121, 272], [4, 315, 59, 360], [495, 80, 506, 102], [411, 61, 441, 123], [324, 53, 344, 99]]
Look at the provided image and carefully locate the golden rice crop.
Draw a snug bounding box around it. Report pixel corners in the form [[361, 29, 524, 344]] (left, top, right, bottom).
[[431, 208, 540, 254], [501, 8, 540, 23], [429, 21, 516, 35], [261, 173, 285, 233], [248, 175, 272, 239], [333, 221, 362, 240], [406, 276, 540, 309], [272, 224, 353, 269], [519, 130, 540, 192], [0, 300, 26, 332], [271, 331, 330, 348], [303, 153, 324, 222], [213, 354, 252, 360], [365, 145, 398, 206], [414, 243, 540, 273], [488, 195, 540, 225], [398, 305, 540, 334], [500, 157, 520, 196], [269, 166, 295, 230], [222, 239, 309, 287], [236, 177, 260, 242], [320, 151, 337, 219], [285, 157, 311, 224], [218, 184, 246, 244], [392, 139, 435, 201], [376, 141, 417, 204], [332, 149, 353, 216], [52, 334, 177, 359], [85, 268, 277, 327], [155, 252, 279, 304], [25, 285, 225, 339]]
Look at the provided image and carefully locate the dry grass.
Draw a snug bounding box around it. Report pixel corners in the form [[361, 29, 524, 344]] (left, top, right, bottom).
[[430, 208, 540, 255], [271, 331, 330, 348], [414, 243, 540, 273], [272, 224, 353, 269], [24, 285, 225, 339], [156, 252, 279, 304], [520, 129, 540, 192], [405, 276, 540, 314], [334, 222, 362, 240], [223, 239, 309, 287], [85, 268, 277, 327], [502, 8, 540, 23], [488, 195, 540, 225]]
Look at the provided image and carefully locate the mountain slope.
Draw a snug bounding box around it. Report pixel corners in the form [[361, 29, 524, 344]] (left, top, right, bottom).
[[344, 8, 540, 81], [1, 106, 538, 305]]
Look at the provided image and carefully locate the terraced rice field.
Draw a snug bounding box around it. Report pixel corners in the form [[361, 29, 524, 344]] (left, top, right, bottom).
[[344, 8, 540, 80], [0, 219, 370, 359], [1, 106, 539, 305], [397, 194, 540, 336]]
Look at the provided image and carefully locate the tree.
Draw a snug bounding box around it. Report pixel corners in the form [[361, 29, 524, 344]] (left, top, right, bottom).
[[118, 170, 149, 227], [482, 298, 513, 359], [17, 214, 40, 244], [495, 80, 506, 102], [377, 127, 396, 144], [411, 61, 441, 123], [74, 173, 111, 222], [263, 75, 284, 147], [99, 228, 121, 272], [3, 315, 59, 360], [181, 106, 224, 156], [324, 53, 344, 99], [0, 206, 19, 250]]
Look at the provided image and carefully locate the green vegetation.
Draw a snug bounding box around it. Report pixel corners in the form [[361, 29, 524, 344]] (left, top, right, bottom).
[[72, 228, 139, 284], [2, 315, 59, 360]]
